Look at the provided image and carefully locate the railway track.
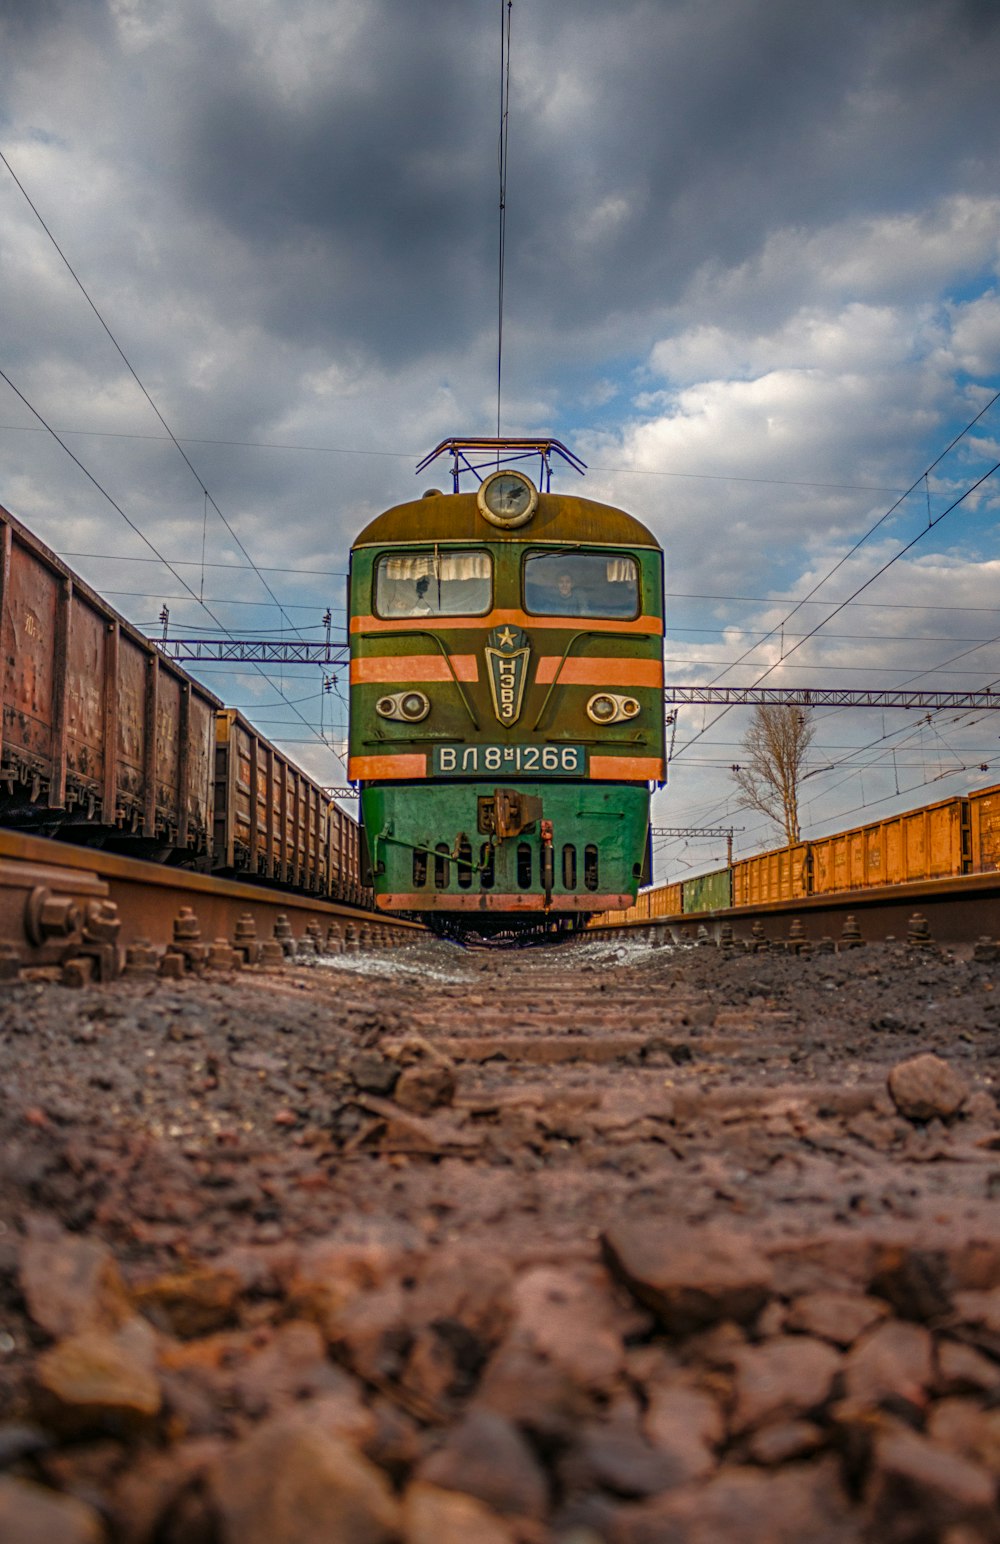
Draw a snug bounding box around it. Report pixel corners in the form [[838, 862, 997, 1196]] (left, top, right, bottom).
[[2, 916, 1000, 1539], [0, 828, 419, 986], [590, 869, 1000, 951], [3, 825, 999, 993]]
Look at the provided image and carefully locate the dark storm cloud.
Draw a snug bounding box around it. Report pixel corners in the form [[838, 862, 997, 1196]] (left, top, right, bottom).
[[126, 0, 1000, 368], [4, 0, 996, 379], [0, 0, 108, 41]]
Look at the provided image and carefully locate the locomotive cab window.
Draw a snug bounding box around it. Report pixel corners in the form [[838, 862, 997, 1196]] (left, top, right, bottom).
[[523, 550, 639, 618], [374, 550, 492, 618]]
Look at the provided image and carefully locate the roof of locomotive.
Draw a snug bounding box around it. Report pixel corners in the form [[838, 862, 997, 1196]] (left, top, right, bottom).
[[351, 489, 661, 551]]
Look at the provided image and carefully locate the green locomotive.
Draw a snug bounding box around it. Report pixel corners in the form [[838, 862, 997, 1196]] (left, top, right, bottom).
[[348, 438, 664, 934]]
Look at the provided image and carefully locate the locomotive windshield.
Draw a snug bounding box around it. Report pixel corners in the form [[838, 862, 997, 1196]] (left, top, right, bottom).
[[523, 550, 639, 618], [374, 549, 492, 617]]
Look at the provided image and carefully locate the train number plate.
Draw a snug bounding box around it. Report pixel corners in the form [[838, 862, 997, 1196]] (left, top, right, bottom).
[[433, 744, 586, 777]]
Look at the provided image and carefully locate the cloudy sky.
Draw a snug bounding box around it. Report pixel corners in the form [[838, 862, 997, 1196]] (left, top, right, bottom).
[[2, 0, 999, 880]]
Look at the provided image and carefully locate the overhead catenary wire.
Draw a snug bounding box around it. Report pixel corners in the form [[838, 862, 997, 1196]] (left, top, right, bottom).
[[0, 367, 342, 761], [0, 421, 912, 496], [671, 429, 1000, 766], [0, 146, 308, 646], [496, 0, 513, 441], [710, 386, 1000, 686]]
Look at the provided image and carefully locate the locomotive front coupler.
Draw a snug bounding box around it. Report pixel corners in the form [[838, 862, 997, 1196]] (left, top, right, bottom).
[[540, 818, 555, 909]]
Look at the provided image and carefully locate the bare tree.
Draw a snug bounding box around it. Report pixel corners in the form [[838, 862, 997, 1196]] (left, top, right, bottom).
[[730, 704, 815, 845]]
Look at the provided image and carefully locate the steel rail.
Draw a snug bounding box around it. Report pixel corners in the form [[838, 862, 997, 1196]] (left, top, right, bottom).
[[0, 829, 420, 985], [587, 870, 1000, 948]]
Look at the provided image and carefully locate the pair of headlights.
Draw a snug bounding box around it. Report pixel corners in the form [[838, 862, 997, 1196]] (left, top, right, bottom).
[[375, 691, 430, 722], [375, 690, 640, 726], [586, 693, 640, 724]]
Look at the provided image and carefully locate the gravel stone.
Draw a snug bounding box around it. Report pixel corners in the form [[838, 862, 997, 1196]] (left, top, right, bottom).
[[4, 937, 1000, 1534], [0, 1475, 107, 1544], [866, 1427, 998, 1540], [209, 1411, 401, 1544], [403, 1482, 517, 1544], [843, 1319, 934, 1407], [729, 1336, 842, 1433], [887, 1053, 970, 1121], [602, 1223, 773, 1334], [33, 1327, 161, 1434]]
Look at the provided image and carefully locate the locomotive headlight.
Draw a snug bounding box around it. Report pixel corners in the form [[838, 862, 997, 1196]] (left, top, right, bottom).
[[375, 691, 430, 723], [587, 694, 618, 724], [399, 691, 430, 721], [587, 693, 642, 725]]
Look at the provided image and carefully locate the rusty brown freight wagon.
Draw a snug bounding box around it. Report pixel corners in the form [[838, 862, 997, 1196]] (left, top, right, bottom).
[[327, 796, 366, 905], [213, 710, 370, 904], [0, 504, 219, 854], [214, 709, 330, 890]]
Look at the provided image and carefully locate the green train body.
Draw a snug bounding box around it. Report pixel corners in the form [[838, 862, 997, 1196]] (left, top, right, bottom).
[[348, 447, 665, 933]]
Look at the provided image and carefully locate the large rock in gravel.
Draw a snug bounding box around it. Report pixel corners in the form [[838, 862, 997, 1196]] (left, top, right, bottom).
[[560, 1413, 691, 1499], [865, 1427, 998, 1541], [887, 1053, 970, 1121], [20, 1228, 131, 1340], [416, 1409, 547, 1519], [0, 1476, 107, 1544], [33, 1327, 161, 1435], [642, 1379, 724, 1481], [783, 1291, 888, 1347], [929, 1397, 1000, 1470], [132, 1266, 242, 1338], [729, 1336, 842, 1433], [507, 1264, 636, 1389], [608, 1456, 856, 1544], [843, 1320, 934, 1408], [403, 1482, 516, 1544], [209, 1410, 400, 1544], [602, 1223, 773, 1334]]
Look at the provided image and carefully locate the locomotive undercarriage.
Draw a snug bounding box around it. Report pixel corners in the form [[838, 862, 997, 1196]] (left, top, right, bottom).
[[361, 778, 650, 935]]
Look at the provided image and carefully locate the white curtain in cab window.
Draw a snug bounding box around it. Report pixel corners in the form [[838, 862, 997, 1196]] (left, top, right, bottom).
[[605, 557, 637, 583], [382, 552, 490, 581]]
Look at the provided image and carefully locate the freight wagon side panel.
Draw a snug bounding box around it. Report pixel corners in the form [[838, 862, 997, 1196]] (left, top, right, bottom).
[[115, 634, 150, 824], [926, 798, 965, 878], [154, 667, 184, 832], [734, 845, 807, 905], [183, 689, 214, 852], [65, 593, 108, 802], [254, 740, 274, 876], [810, 837, 833, 895], [1, 530, 58, 778], [862, 824, 887, 889], [903, 809, 928, 880], [649, 881, 683, 918], [329, 803, 344, 898], [900, 798, 963, 881], [681, 867, 732, 913], [970, 785, 1000, 872]]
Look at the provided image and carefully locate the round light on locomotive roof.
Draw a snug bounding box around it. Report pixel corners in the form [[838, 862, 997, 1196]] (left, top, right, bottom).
[[622, 699, 640, 718], [375, 696, 396, 717], [587, 694, 618, 723], [477, 469, 538, 529]]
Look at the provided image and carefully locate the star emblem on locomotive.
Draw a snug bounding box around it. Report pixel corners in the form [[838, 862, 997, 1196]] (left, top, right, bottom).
[[485, 625, 530, 725]]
